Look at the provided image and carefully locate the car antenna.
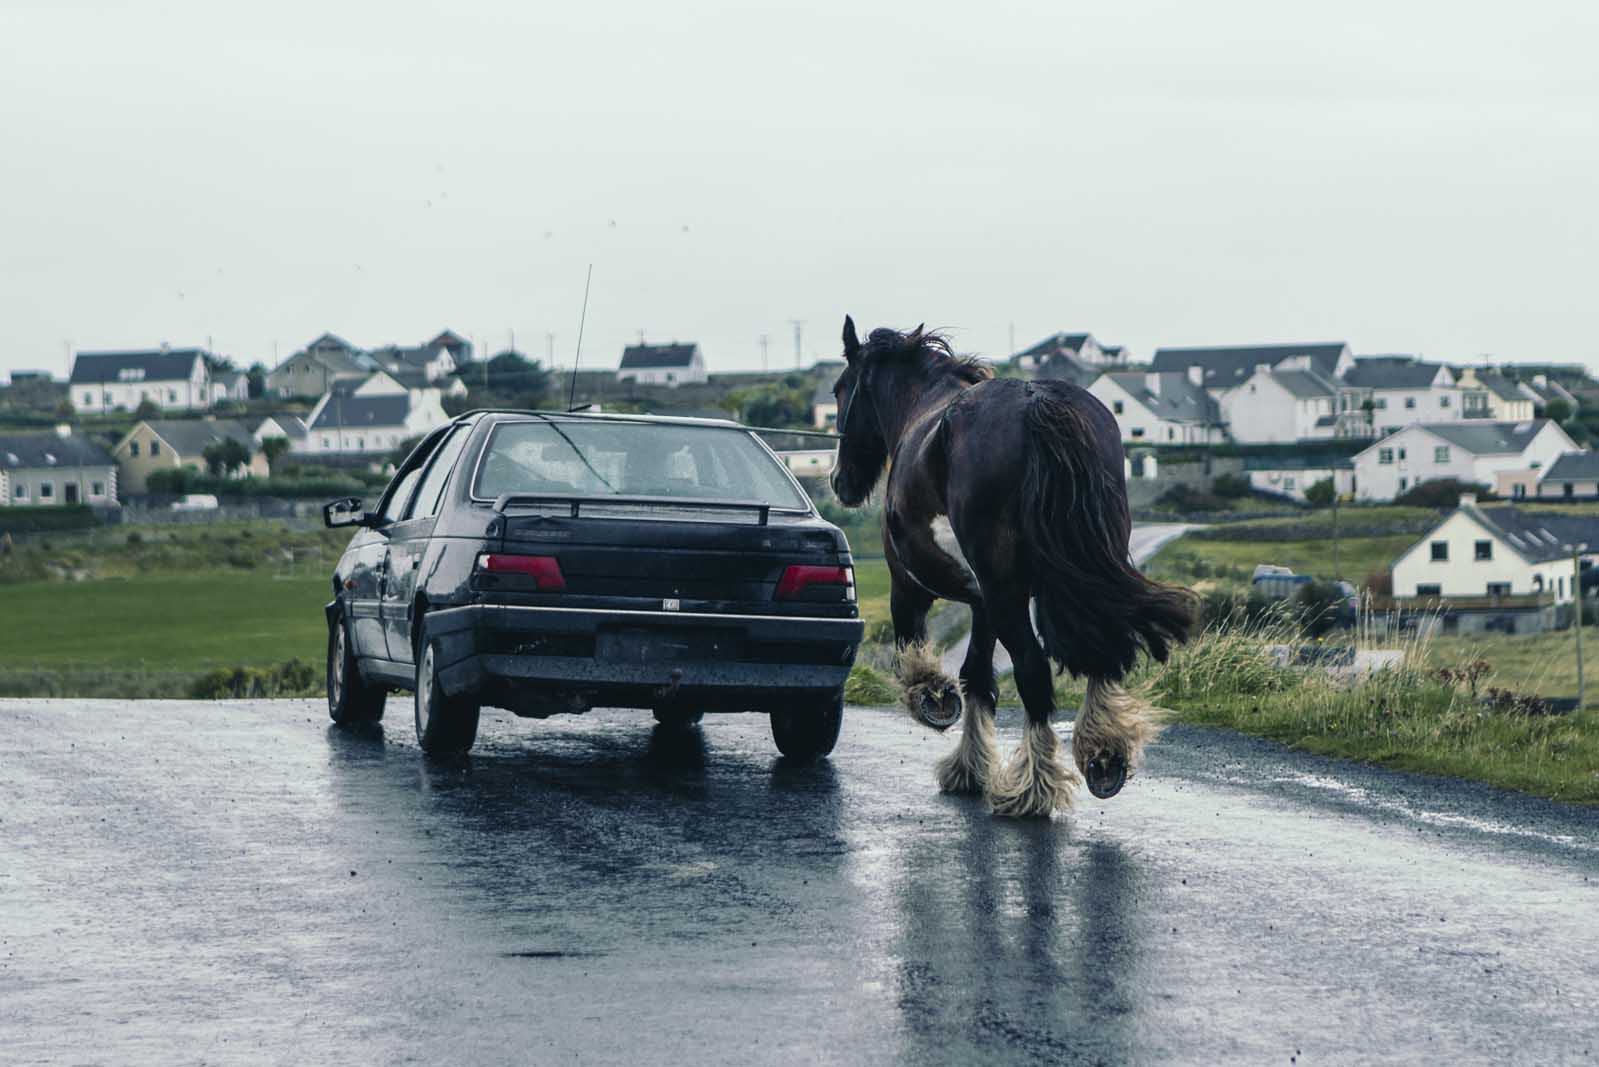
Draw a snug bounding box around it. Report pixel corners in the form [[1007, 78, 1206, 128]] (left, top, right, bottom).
[[567, 263, 593, 412]]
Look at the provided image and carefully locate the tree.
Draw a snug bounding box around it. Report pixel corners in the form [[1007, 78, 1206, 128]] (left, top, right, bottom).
[[483, 350, 551, 404], [1544, 398, 1572, 424], [1394, 478, 1493, 508], [260, 436, 290, 472], [1210, 473, 1252, 499], [202, 438, 252, 477], [134, 398, 160, 420], [246, 363, 267, 399], [1304, 477, 1336, 507]]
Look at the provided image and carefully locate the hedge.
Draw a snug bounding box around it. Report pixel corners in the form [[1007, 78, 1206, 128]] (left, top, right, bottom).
[[0, 505, 99, 535]]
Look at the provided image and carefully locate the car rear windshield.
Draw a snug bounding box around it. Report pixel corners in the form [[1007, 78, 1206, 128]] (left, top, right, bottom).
[[474, 419, 811, 511]]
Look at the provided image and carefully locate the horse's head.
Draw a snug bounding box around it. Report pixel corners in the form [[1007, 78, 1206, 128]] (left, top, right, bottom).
[[829, 315, 892, 506]]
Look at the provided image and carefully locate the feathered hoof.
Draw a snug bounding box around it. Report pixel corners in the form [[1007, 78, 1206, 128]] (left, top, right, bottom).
[[934, 737, 994, 796], [988, 725, 1080, 818], [897, 641, 962, 731], [1083, 753, 1128, 799]]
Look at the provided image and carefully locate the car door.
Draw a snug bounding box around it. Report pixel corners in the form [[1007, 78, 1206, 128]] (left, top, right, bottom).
[[345, 530, 391, 659], [382, 425, 471, 665]]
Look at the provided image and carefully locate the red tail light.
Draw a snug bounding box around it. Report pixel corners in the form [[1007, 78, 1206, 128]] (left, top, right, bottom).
[[477, 553, 566, 591], [775, 564, 855, 601]]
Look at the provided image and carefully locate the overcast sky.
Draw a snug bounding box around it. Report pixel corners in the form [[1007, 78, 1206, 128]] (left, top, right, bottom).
[[2, 1, 1595, 379]]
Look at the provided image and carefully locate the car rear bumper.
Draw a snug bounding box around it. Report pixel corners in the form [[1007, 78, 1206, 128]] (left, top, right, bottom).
[[424, 603, 863, 713]]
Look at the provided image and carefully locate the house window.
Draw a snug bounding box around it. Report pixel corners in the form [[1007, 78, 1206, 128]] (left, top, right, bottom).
[[1559, 577, 1566, 597], [1487, 582, 1511, 597], [91, 481, 104, 497], [356, 437, 365, 450], [1474, 540, 1492, 561], [149, 440, 160, 456], [1565, 483, 1575, 499], [1167, 428, 1175, 441], [1433, 447, 1449, 463], [1112, 400, 1123, 414], [322, 436, 331, 448], [82, 392, 93, 405], [13, 483, 27, 500], [1405, 397, 1416, 409], [1431, 541, 1448, 561], [1130, 428, 1145, 438], [1374, 398, 1387, 410], [1398, 448, 1406, 460], [1379, 448, 1394, 464], [1416, 584, 1441, 596], [39, 481, 53, 500], [1440, 395, 1451, 408], [1284, 477, 1296, 489], [129, 441, 140, 457], [168, 389, 177, 402], [1514, 484, 1526, 498]]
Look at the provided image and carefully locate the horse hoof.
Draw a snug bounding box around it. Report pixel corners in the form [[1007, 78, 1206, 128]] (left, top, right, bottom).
[[914, 688, 962, 731], [1084, 753, 1127, 799]]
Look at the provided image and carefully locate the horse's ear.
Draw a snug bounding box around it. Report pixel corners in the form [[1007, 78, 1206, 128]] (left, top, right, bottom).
[[842, 315, 861, 363]]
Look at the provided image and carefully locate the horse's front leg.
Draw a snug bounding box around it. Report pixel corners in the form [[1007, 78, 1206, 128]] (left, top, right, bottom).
[[934, 603, 999, 795], [888, 571, 963, 730]]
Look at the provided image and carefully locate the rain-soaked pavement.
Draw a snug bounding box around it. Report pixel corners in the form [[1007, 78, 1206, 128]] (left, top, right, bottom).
[[2, 699, 1597, 1065]]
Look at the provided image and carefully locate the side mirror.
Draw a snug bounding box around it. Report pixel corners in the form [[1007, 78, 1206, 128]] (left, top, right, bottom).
[[323, 497, 371, 529]]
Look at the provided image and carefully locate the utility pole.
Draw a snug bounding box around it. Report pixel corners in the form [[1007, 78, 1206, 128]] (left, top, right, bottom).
[[789, 320, 804, 369], [1573, 543, 1588, 710], [759, 334, 769, 372], [1332, 484, 1341, 581], [546, 333, 555, 364], [1009, 322, 1016, 356]]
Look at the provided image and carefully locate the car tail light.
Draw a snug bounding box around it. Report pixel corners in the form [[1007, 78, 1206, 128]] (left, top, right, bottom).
[[477, 553, 566, 591], [775, 564, 855, 602]]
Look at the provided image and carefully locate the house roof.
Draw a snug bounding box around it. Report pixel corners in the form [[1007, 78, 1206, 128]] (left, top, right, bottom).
[[256, 414, 309, 440], [370, 343, 446, 371], [1104, 372, 1220, 423], [310, 394, 412, 431], [1422, 420, 1552, 455], [1523, 378, 1577, 408], [1342, 358, 1450, 390], [1012, 333, 1093, 363], [0, 432, 116, 470], [279, 342, 373, 377], [212, 368, 244, 387], [1543, 452, 1599, 482], [70, 349, 203, 384], [1150, 342, 1347, 389], [1472, 506, 1599, 564], [1270, 368, 1338, 399], [138, 419, 257, 457], [1473, 372, 1528, 402], [620, 343, 699, 370], [306, 332, 358, 352]]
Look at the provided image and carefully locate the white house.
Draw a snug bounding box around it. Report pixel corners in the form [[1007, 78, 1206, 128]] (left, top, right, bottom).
[[1496, 451, 1599, 501], [368, 341, 459, 384], [1456, 369, 1536, 422], [1217, 365, 1341, 443], [209, 368, 250, 406], [298, 390, 450, 454], [253, 414, 309, 447], [617, 343, 707, 386], [1340, 357, 1459, 436], [1244, 459, 1355, 502], [0, 428, 118, 507], [70, 348, 212, 414], [266, 333, 375, 398], [1088, 370, 1224, 445], [811, 378, 838, 430], [1010, 332, 1127, 373], [1391, 497, 1597, 634], [1151, 342, 1354, 399], [1352, 420, 1577, 502]]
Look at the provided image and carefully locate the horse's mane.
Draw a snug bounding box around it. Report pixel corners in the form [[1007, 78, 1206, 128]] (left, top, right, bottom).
[[863, 326, 993, 385]]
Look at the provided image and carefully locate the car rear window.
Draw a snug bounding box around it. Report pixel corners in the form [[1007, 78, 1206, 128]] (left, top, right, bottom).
[[474, 420, 811, 511]]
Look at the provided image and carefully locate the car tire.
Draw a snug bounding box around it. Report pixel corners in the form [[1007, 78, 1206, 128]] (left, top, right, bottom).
[[769, 691, 843, 761], [652, 707, 705, 728], [328, 615, 386, 725], [415, 638, 481, 756]]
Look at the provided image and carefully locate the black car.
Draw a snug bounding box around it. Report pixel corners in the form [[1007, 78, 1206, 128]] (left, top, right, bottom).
[[323, 410, 863, 759]]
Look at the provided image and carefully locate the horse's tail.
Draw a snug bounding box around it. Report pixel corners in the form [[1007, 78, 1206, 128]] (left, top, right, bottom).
[[1017, 383, 1195, 681]]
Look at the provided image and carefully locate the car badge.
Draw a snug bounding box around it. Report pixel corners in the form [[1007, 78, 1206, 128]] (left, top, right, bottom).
[[663, 598, 681, 612]]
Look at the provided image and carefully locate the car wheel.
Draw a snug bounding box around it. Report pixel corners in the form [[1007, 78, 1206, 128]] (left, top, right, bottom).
[[415, 639, 481, 756], [652, 707, 705, 728], [769, 691, 843, 761], [327, 615, 386, 725]]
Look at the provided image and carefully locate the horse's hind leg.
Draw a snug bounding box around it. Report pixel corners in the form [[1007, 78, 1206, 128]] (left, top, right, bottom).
[[934, 605, 999, 795], [987, 597, 1079, 817], [890, 572, 962, 730], [1073, 678, 1161, 800]]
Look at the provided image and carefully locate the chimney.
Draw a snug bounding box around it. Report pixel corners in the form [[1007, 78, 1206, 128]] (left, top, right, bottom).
[[1255, 363, 1272, 377], [1459, 493, 1477, 508], [1187, 364, 1204, 387], [160, 341, 170, 353], [1144, 371, 1161, 396], [54, 424, 71, 438]]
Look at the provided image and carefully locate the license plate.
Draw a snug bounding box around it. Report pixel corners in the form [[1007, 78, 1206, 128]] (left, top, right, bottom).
[[596, 629, 739, 664]]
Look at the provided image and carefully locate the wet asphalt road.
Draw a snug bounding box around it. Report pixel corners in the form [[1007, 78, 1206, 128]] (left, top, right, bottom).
[[3, 699, 1597, 1065]]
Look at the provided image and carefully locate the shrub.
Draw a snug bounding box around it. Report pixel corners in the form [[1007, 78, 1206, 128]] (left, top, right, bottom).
[[1211, 473, 1252, 499], [1155, 484, 1228, 513], [1303, 478, 1336, 507], [1394, 478, 1494, 509], [188, 658, 320, 699]]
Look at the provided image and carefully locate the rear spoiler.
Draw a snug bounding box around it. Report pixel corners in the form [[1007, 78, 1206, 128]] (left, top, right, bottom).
[[491, 493, 771, 525]]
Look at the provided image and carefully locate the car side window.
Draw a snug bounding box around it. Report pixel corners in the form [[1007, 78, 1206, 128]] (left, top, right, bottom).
[[381, 468, 425, 523], [406, 427, 470, 520]]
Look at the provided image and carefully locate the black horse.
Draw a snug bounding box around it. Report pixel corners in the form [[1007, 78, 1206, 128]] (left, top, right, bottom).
[[829, 318, 1194, 816]]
